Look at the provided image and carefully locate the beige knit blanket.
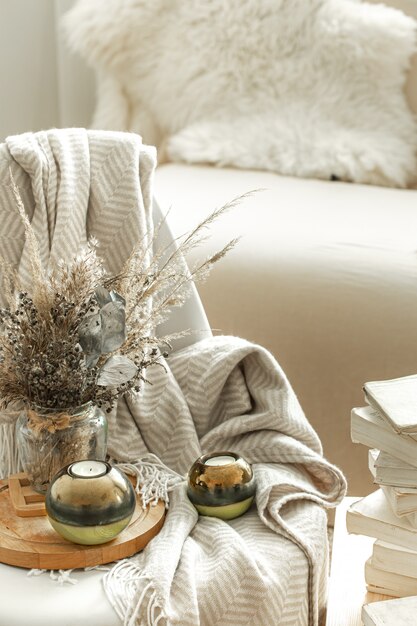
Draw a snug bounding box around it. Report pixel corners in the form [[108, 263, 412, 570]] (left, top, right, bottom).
[[0, 129, 346, 626], [0, 128, 155, 477]]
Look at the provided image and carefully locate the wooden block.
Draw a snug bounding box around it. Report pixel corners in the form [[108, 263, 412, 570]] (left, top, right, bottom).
[[8, 473, 46, 517]]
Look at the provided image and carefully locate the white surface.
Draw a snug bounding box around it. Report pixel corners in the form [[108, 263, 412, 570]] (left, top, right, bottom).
[[0, 565, 119, 626], [154, 163, 417, 496]]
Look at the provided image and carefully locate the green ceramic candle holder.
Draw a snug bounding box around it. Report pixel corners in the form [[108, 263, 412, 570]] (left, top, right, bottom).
[[187, 451, 256, 520], [45, 460, 136, 545]]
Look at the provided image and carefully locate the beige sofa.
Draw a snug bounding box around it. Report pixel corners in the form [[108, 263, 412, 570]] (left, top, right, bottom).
[[152, 3, 417, 495], [154, 159, 417, 496], [58, 0, 417, 495]]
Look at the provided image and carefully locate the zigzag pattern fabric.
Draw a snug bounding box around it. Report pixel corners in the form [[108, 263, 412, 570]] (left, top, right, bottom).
[[0, 128, 155, 296], [0, 128, 155, 474], [106, 336, 346, 626], [0, 129, 346, 625]]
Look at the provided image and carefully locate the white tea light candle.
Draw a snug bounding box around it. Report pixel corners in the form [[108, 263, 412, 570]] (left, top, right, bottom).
[[187, 451, 256, 520], [69, 460, 107, 478], [204, 455, 235, 466]]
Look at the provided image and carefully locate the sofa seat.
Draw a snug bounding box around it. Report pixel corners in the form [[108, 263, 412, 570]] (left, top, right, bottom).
[[155, 163, 417, 495]]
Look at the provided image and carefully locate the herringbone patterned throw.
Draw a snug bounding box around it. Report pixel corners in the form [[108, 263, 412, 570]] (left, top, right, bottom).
[[107, 338, 346, 626], [0, 128, 155, 294], [0, 129, 346, 626], [0, 128, 155, 478]]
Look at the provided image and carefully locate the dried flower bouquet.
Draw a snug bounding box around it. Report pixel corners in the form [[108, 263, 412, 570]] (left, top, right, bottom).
[[0, 176, 244, 489], [0, 174, 243, 411]]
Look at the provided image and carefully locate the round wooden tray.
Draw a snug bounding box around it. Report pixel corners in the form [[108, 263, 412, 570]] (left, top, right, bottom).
[[0, 480, 165, 570]]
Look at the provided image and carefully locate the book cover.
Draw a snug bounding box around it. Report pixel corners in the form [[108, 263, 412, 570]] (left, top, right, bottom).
[[371, 449, 417, 489], [351, 406, 417, 469], [365, 557, 417, 596], [362, 595, 417, 626], [346, 489, 417, 551], [373, 540, 417, 579], [364, 374, 417, 434]]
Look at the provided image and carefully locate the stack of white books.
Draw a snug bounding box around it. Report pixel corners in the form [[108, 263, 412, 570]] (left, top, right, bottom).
[[348, 373, 417, 598]]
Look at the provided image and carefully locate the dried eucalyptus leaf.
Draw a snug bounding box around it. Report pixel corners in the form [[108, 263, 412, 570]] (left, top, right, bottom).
[[95, 287, 126, 308], [109, 290, 126, 307], [78, 313, 102, 355], [86, 354, 100, 368], [100, 301, 126, 353], [97, 355, 137, 386], [95, 286, 111, 307]]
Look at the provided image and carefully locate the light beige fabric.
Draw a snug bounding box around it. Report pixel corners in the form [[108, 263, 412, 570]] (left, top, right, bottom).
[[155, 163, 417, 497], [104, 336, 346, 626], [0, 128, 155, 302]]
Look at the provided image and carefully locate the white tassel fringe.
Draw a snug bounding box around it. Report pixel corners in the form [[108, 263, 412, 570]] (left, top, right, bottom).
[[103, 560, 167, 626], [115, 454, 185, 508]]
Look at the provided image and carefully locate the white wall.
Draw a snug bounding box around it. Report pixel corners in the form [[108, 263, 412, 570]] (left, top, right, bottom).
[[0, 0, 95, 142], [54, 0, 95, 130]]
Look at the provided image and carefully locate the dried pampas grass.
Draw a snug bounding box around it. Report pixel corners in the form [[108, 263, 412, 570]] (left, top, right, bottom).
[[0, 173, 246, 413]]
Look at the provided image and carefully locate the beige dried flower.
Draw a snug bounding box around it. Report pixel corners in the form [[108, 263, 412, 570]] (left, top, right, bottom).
[[0, 174, 250, 414]]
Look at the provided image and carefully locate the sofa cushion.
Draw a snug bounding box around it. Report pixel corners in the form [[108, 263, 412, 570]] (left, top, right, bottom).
[[65, 0, 417, 188], [154, 163, 417, 495]]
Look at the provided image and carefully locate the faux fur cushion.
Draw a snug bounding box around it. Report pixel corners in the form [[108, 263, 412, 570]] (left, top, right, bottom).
[[64, 0, 417, 188]]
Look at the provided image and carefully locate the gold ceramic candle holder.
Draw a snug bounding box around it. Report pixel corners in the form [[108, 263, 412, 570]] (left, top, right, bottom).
[[45, 460, 136, 545], [187, 451, 256, 520]]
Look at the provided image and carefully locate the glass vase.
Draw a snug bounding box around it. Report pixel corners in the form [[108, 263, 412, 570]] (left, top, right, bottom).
[[16, 402, 107, 494]]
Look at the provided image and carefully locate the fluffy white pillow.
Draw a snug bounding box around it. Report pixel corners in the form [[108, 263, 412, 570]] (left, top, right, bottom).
[[65, 0, 417, 187]]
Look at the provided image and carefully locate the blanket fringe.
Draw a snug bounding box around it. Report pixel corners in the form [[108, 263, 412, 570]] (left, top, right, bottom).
[[103, 559, 167, 626], [27, 568, 78, 585], [115, 454, 185, 508]]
